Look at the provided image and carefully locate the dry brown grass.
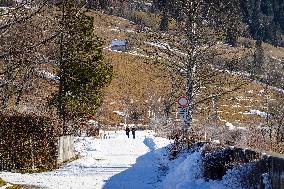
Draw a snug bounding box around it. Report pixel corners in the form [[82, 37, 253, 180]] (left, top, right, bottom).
[[91, 11, 277, 124], [86, 11, 284, 153], [98, 50, 171, 124], [91, 11, 282, 142], [89, 11, 138, 45]]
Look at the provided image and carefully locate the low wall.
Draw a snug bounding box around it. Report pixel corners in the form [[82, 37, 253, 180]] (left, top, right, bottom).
[[203, 147, 284, 189], [57, 135, 75, 164], [268, 156, 284, 189]]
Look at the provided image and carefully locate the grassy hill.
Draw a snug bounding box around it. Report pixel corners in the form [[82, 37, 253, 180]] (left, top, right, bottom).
[[90, 11, 284, 153]]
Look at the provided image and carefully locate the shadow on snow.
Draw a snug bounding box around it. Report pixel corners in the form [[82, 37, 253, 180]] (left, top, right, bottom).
[[102, 137, 169, 189]]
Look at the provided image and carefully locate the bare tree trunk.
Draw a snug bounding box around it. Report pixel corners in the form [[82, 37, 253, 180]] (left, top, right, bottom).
[[59, 0, 67, 135], [184, 4, 197, 133]]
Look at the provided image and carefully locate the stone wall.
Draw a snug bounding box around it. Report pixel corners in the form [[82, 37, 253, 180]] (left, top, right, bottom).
[[268, 156, 284, 189], [203, 147, 284, 189]]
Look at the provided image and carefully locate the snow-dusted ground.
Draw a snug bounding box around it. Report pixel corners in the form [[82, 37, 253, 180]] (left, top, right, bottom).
[[0, 131, 171, 189], [0, 130, 254, 189]]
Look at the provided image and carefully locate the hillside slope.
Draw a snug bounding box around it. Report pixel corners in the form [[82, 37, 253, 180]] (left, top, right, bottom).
[[91, 11, 284, 153]]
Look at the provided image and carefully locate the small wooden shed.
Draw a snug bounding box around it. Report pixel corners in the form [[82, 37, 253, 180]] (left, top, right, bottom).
[[111, 39, 129, 52]]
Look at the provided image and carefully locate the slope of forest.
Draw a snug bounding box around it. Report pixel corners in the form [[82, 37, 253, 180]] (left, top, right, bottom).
[[240, 0, 284, 46]]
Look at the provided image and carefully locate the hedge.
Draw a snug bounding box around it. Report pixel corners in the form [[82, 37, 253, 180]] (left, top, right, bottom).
[[0, 113, 59, 171]]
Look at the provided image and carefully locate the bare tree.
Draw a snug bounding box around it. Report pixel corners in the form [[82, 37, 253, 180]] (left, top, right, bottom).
[[0, 1, 57, 114], [132, 1, 246, 137]]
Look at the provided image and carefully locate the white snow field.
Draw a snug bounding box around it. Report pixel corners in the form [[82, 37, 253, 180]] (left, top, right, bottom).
[[0, 131, 171, 189], [1, 130, 251, 189]]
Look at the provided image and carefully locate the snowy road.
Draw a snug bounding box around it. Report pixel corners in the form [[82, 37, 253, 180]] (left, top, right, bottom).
[[0, 131, 171, 189]]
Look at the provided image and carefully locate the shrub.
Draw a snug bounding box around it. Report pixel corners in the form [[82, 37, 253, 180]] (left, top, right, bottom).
[[0, 113, 59, 171], [0, 177, 6, 187]]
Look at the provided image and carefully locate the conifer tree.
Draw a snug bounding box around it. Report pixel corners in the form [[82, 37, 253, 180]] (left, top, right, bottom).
[[54, 1, 113, 134], [251, 39, 264, 77]]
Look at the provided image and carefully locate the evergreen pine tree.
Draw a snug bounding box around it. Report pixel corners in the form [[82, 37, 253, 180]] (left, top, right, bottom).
[[54, 1, 113, 134], [251, 39, 264, 77], [159, 11, 169, 31]]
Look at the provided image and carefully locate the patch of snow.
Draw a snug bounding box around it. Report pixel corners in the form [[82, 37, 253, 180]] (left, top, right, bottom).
[[232, 105, 241, 108], [127, 50, 149, 58], [145, 41, 170, 50], [236, 127, 247, 131], [212, 140, 221, 144], [125, 29, 135, 33], [38, 70, 59, 81], [225, 122, 236, 130], [162, 150, 206, 189], [262, 173, 272, 189], [110, 28, 120, 32], [162, 147, 256, 189], [109, 26, 135, 33], [236, 96, 251, 101], [144, 41, 187, 56], [243, 109, 268, 118], [221, 162, 256, 189], [247, 90, 253, 94], [271, 56, 282, 62], [105, 47, 123, 53], [210, 65, 251, 78], [113, 110, 126, 116]]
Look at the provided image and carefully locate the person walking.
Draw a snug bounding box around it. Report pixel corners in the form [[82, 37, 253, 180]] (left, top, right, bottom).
[[131, 127, 136, 139], [125, 126, 130, 138]]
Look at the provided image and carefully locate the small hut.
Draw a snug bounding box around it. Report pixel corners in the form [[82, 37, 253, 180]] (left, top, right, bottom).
[[111, 39, 129, 52]]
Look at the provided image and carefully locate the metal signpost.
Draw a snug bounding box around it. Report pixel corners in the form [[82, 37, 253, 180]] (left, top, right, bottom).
[[177, 96, 189, 128]]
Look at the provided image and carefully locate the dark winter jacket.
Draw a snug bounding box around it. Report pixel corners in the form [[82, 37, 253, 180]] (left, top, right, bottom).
[[131, 128, 136, 134], [125, 127, 130, 135]]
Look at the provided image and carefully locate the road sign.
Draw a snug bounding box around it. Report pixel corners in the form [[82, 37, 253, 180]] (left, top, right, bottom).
[[178, 106, 189, 124], [177, 96, 189, 107]]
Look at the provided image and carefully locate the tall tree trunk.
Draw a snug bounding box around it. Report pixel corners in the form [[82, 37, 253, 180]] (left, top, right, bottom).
[[185, 6, 197, 134], [59, 0, 67, 135]]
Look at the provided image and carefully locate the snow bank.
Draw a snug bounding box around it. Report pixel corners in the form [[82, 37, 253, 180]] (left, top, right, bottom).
[[162, 150, 209, 189], [220, 162, 257, 189], [162, 147, 259, 189]]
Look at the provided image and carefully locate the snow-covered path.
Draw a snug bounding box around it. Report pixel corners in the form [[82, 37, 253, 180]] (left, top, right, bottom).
[[0, 131, 171, 189]]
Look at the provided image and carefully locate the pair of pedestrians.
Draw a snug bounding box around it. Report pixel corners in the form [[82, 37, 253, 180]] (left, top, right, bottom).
[[125, 127, 136, 139]]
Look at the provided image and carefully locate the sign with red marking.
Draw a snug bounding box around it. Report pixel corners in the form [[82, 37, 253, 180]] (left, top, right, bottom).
[[177, 96, 189, 107]]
